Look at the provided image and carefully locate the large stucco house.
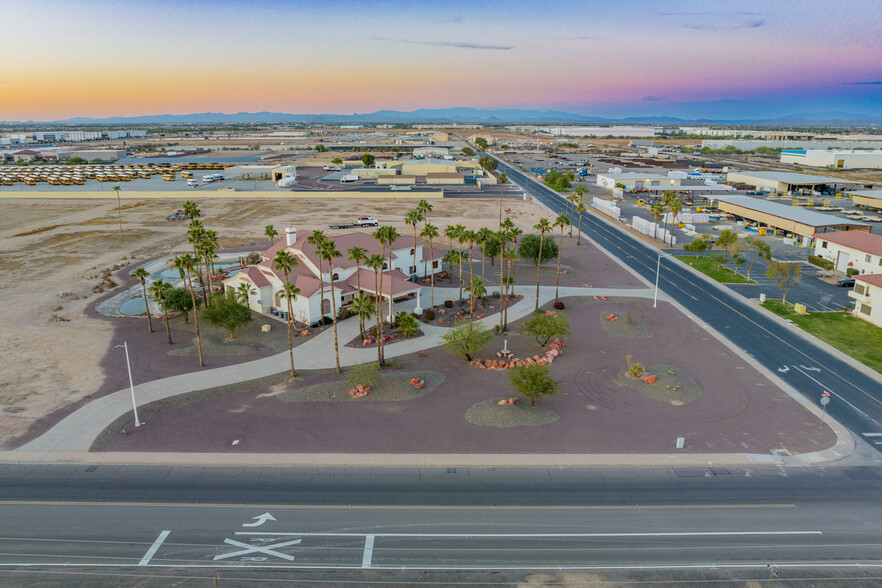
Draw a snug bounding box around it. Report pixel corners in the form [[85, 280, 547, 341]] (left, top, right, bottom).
[[223, 227, 442, 326]]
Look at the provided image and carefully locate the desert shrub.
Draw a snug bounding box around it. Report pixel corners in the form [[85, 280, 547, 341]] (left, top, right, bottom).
[[396, 312, 419, 337], [425, 310, 435, 320], [627, 362, 645, 378], [553, 300, 565, 310], [245, 251, 261, 265], [444, 300, 453, 308], [625, 312, 634, 324], [847, 268, 859, 276], [346, 362, 381, 389]]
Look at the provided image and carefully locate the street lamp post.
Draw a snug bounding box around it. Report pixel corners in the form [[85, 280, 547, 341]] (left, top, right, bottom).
[[113, 342, 142, 427], [653, 252, 672, 309]]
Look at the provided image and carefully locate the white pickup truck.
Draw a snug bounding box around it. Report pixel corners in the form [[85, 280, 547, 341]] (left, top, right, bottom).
[[329, 217, 379, 229]]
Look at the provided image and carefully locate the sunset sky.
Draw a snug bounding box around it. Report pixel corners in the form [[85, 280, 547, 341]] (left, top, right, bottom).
[[3, 0, 881, 121]]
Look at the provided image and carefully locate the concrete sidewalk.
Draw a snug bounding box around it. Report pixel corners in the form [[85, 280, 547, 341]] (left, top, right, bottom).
[[18, 285, 658, 454]]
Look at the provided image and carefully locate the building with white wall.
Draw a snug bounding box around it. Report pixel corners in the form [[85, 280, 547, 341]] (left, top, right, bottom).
[[813, 230, 882, 275], [222, 227, 442, 325], [780, 149, 882, 170], [849, 274, 882, 328], [596, 172, 680, 190]]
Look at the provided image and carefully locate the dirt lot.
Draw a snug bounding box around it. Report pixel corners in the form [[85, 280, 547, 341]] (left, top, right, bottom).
[[0, 196, 547, 447]]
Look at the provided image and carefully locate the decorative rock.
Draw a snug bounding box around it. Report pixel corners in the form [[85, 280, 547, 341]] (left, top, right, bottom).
[[261, 324, 272, 333], [300, 329, 310, 336]]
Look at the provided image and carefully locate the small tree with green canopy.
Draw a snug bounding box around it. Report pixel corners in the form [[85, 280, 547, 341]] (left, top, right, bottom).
[[314, 144, 328, 152], [474, 137, 489, 149], [164, 286, 197, 323], [332, 157, 343, 164], [683, 237, 711, 256], [441, 319, 493, 361], [202, 290, 252, 341], [362, 153, 375, 167], [518, 234, 558, 264], [508, 363, 560, 406], [461, 147, 476, 157], [479, 155, 497, 173], [766, 261, 802, 306], [742, 236, 772, 279], [521, 310, 571, 347]]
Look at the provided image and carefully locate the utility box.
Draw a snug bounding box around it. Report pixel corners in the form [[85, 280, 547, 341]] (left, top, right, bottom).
[[794, 303, 807, 314]]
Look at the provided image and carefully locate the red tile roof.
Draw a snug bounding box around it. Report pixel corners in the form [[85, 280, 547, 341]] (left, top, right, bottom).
[[856, 274, 882, 288], [241, 267, 270, 288], [263, 231, 425, 270], [814, 230, 882, 256], [345, 268, 420, 297]]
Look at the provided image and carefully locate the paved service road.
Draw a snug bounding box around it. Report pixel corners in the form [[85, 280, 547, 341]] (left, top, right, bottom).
[[489, 154, 882, 452], [2, 464, 882, 572]]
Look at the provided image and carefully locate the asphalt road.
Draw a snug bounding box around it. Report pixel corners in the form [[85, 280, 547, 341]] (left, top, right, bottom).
[[489, 154, 882, 452], [2, 464, 882, 574]]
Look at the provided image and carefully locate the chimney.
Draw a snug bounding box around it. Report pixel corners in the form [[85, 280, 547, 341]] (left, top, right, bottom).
[[285, 226, 297, 246]]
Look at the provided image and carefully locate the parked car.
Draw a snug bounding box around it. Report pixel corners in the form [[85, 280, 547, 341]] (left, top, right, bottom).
[[837, 278, 856, 287]]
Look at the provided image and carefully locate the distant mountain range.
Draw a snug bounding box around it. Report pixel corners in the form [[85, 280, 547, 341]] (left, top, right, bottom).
[[4, 107, 877, 126]]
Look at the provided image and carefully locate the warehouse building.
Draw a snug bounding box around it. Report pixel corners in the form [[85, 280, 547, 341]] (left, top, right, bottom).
[[853, 190, 882, 211], [595, 172, 681, 190], [426, 172, 464, 185], [401, 158, 458, 176], [725, 171, 867, 194], [780, 149, 882, 170], [712, 195, 872, 245]]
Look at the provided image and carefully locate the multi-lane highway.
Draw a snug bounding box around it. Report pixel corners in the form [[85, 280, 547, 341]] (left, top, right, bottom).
[[490, 154, 882, 451], [2, 464, 882, 577]]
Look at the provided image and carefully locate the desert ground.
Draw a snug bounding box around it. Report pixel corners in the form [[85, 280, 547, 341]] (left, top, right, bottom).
[[0, 195, 548, 446]]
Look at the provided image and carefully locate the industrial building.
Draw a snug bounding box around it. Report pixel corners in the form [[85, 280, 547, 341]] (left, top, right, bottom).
[[595, 172, 681, 190], [712, 195, 872, 244], [813, 230, 882, 275], [725, 171, 867, 194], [780, 149, 882, 170], [224, 165, 295, 181], [400, 159, 458, 176], [849, 274, 882, 328], [853, 190, 882, 211], [426, 173, 464, 185], [412, 147, 450, 158], [702, 139, 882, 151]]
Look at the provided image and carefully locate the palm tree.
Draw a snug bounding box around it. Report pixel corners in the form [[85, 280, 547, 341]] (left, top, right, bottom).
[[200, 229, 219, 305], [502, 246, 519, 332], [187, 220, 207, 302], [463, 229, 477, 288], [553, 213, 570, 301], [650, 200, 665, 241], [465, 276, 486, 323], [273, 250, 299, 378], [571, 186, 586, 235], [420, 223, 439, 309], [148, 279, 173, 345], [497, 172, 508, 228], [374, 226, 399, 324], [130, 267, 153, 333], [404, 209, 423, 280], [476, 227, 493, 281], [455, 226, 468, 306], [169, 253, 204, 367], [667, 195, 684, 246], [351, 293, 374, 340], [497, 231, 509, 334], [236, 282, 256, 306], [575, 202, 587, 246], [113, 185, 123, 233], [182, 200, 201, 220], [661, 190, 676, 246], [533, 217, 552, 310], [444, 224, 459, 255], [416, 199, 433, 226], [264, 224, 278, 247], [307, 229, 328, 322], [318, 239, 343, 374], [278, 283, 300, 378], [367, 253, 386, 365], [347, 245, 368, 293]]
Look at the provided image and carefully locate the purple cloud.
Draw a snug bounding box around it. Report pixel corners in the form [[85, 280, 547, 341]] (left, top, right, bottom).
[[374, 37, 513, 51]]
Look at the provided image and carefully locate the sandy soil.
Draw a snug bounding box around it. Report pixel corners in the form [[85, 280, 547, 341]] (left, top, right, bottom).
[[0, 195, 547, 446]]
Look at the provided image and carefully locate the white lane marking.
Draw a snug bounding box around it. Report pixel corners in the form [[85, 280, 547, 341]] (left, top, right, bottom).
[[243, 513, 276, 527], [236, 531, 821, 538], [138, 530, 170, 566], [362, 534, 375, 568], [792, 365, 877, 423], [213, 538, 301, 561], [864, 433, 882, 437]]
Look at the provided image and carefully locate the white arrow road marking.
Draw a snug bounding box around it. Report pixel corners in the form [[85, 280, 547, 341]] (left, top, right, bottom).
[[138, 530, 170, 566], [799, 365, 821, 372], [777, 366, 790, 373], [213, 538, 301, 561], [243, 513, 276, 527]]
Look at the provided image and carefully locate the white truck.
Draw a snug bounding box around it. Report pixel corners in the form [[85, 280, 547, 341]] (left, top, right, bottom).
[[202, 173, 225, 183], [340, 174, 359, 183], [329, 217, 379, 229]]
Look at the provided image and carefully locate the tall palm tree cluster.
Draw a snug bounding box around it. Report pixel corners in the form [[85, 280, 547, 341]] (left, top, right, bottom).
[[136, 200, 222, 369], [651, 190, 684, 246]]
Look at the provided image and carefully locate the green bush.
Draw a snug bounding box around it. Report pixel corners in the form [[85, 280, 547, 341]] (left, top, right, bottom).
[[444, 300, 453, 308], [627, 362, 645, 378], [847, 268, 859, 276], [425, 310, 435, 320], [346, 362, 381, 389], [808, 255, 834, 271]]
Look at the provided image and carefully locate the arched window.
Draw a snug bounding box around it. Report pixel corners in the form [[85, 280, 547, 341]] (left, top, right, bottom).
[[410, 248, 415, 255], [332, 273, 339, 281], [382, 262, 388, 270], [322, 298, 331, 314]]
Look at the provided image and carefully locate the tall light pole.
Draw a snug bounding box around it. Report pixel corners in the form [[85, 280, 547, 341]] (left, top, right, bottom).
[[653, 252, 671, 308], [113, 342, 142, 427]]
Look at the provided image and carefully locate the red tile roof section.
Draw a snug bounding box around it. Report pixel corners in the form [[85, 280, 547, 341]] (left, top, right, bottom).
[[814, 230, 882, 256], [856, 274, 882, 288]]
